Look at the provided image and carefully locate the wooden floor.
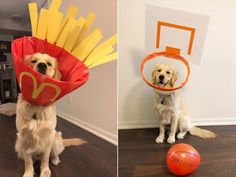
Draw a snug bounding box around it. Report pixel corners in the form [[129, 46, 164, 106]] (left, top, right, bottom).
[[0, 114, 117, 177], [119, 126, 236, 177]]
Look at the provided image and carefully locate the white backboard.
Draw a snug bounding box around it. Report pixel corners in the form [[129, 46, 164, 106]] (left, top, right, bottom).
[[145, 4, 210, 64]]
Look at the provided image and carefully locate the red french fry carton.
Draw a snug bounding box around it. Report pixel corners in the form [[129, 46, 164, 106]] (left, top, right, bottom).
[[12, 36, 89, 106]]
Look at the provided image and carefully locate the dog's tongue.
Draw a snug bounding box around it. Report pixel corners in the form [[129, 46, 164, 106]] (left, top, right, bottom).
[[158, 83, 165, 88]]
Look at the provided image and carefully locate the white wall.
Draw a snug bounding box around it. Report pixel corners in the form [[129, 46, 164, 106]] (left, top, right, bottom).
[[56, 0, 117, 144], [118, 0, 236, 129]]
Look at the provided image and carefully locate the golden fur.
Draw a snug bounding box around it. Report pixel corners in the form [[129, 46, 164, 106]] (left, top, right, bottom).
[[15, 53, 85, 177], [152, 64, 216, 144]]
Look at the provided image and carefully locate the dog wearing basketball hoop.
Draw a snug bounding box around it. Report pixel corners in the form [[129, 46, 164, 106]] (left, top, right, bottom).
[[152, 63, 216, 144]]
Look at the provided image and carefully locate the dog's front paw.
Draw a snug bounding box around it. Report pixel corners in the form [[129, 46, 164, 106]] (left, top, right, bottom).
[[177, 132, 186, 139], [167, 136, 175, 144], [177, 133, 184, 139], [155, 136, 164, 144], [51, 156, 61, 166], [40, 168, 51, 177], [23, 172, 34, 177]]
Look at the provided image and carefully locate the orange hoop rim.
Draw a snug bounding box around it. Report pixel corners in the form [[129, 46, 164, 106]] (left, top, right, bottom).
[[140, 51, 191, 91]]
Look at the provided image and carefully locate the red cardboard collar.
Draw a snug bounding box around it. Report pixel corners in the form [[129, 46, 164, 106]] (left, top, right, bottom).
[[12, 36, 89, 106]]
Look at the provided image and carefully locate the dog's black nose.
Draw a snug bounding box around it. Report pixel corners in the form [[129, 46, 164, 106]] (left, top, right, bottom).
[[37, 62, 47, 75], [159, 75, 164, 80]]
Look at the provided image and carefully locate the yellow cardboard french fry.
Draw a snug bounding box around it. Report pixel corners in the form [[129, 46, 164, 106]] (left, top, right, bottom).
[[85, 46, 114, 66], [64, 17, 86, 52], [37, 9, 49, 40], [89, 34, 117, 57], [75, 12, 96, 46], [47, 11, 64, 44], [72, 29, 102, 58], [76, 34, 103, 61], [61, 5, 78, 28], [56, 18, 75, 48], [89, 52, 117, 68], [49, 0, 62, 11], [28, 3, 38, 37]]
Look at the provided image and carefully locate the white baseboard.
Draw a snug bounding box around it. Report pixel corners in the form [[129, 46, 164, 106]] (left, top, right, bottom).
[[57, 110, 117, 145], [191, 117, 236, 126], [119, 117, 236, 129], [119, 120, 158, 129]]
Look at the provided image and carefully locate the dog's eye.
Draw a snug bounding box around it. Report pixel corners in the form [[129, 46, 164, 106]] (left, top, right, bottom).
[[47, 62, 52, 66], [31, 60, 37, 64], [166, 71, 171, 74], [157, 69, 161, 72]]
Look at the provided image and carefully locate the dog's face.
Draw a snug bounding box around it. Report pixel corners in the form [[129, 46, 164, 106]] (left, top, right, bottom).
[[152, 64, 177, 88], [24, 53, 61, 80]]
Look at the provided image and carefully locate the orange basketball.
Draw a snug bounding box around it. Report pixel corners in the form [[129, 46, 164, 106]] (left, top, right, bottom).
[[166, 143, 201, 176]]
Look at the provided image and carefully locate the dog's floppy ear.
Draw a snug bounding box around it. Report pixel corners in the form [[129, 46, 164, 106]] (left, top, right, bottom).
[[53, 68, 62, 80], [152, 68, 157, 85], [170, 70, 177, 87]]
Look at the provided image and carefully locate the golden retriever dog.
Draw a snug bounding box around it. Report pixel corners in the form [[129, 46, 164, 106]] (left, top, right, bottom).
[[15, 53, 85, 177], [152, 64, 216, 144]]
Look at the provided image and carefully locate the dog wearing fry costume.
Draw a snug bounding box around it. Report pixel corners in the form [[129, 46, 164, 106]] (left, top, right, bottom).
[[12, 0, 117, 176]]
